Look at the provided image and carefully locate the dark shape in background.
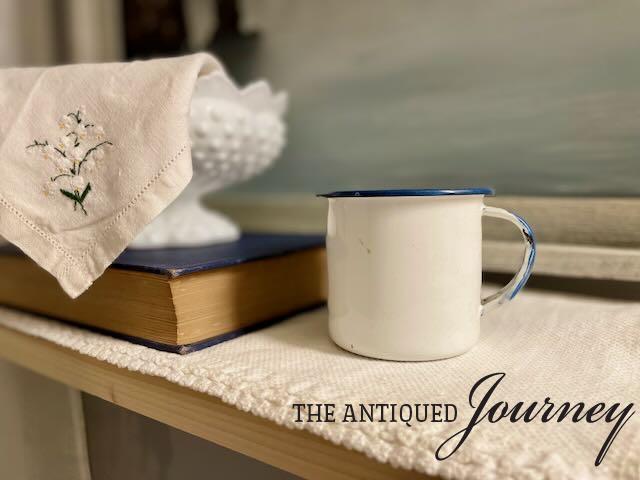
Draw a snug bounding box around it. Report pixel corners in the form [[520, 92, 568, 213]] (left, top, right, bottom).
[[122, 0, 259, 84], [123, 0, 188, 58]]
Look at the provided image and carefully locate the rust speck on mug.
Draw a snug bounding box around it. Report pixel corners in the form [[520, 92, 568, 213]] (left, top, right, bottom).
[[358, 238, 372, 254]]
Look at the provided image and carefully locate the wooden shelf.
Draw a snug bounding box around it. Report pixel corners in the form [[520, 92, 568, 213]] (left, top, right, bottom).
[[0, 324, 432, 480]]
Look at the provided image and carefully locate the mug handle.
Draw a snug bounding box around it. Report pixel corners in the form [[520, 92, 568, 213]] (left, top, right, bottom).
[[480, 206, 536, 315]]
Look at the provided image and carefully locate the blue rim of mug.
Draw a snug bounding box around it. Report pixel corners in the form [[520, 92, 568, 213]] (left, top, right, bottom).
[[317, 188, 495, 198]]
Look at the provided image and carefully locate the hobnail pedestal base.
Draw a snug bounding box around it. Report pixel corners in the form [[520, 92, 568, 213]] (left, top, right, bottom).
[[130, 198, 240, 249]]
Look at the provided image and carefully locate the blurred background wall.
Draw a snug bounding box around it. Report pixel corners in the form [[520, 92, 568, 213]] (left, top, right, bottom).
[[1, 0, 638, 196], [238, 0, 640, 196], [0, 0, 123, 65]]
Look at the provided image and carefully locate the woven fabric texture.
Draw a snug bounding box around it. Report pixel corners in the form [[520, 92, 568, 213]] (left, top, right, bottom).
[[0, 287, 638, 479]]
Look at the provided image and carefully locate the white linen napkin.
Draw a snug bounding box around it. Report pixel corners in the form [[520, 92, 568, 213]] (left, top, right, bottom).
[[0, 53, 219, 298]]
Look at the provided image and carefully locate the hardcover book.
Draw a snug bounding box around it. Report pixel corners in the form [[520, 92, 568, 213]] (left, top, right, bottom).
[[0, 234, 326, 354]]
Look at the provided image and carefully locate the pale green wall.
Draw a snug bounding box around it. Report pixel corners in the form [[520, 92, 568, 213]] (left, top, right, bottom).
[[230, 0, 640, 196]]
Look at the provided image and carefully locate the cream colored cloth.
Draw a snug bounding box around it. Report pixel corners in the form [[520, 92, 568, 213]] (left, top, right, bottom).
[[0, 54, 219, 297], [0, 287, 638, 479]]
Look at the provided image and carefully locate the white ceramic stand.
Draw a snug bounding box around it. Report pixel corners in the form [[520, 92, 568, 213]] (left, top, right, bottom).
[[130, 72, 287, 249], [129, 181, 240, 248]]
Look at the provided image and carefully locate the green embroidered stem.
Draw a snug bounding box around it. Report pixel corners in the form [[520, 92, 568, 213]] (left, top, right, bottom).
[[67, 111, 82, 123], [51, 173, 73, 182], [60, 184, 90, 216], [79, 183, 91, 203], [60, 189, 78, 203], [77, 141, 112, 174], [26, 140, 48, 150]]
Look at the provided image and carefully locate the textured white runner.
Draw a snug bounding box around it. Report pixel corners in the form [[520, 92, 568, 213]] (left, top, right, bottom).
[[1, 287, 638, 480]]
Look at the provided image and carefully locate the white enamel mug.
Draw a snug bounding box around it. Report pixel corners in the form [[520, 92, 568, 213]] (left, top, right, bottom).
[[318, 188, 536, 361]]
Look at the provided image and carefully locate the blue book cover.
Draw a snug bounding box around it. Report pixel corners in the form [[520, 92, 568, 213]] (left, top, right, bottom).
[[110, 233, 325, 277], [0, 233, 325, 354]]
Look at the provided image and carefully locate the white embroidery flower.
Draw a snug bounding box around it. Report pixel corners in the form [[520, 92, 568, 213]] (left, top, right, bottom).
[[68, 147, 84, 162], [81, 159, 95, 173], [58, 115, 74, 129], [78, 105, 86, 119], [91, 148, 105, 161], [42, 144, 56, 160], [69, 175, 85, 192], [91, 125, 105, 140], [53, 154, 74, 172], [75, 123, 88, 139], [42, 182, 57, 197], [60, 135, 75, 150]]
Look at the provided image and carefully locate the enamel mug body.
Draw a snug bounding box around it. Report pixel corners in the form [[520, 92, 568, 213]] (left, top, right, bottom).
[[320, 189, 535, 361]]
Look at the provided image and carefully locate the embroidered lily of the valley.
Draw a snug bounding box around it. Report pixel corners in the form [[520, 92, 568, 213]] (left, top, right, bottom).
[[26, 106, 112, 215]]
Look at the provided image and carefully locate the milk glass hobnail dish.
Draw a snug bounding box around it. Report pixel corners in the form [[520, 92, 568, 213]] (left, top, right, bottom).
[[318, 188, 536, 361], [131, 72, 287, 248]]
